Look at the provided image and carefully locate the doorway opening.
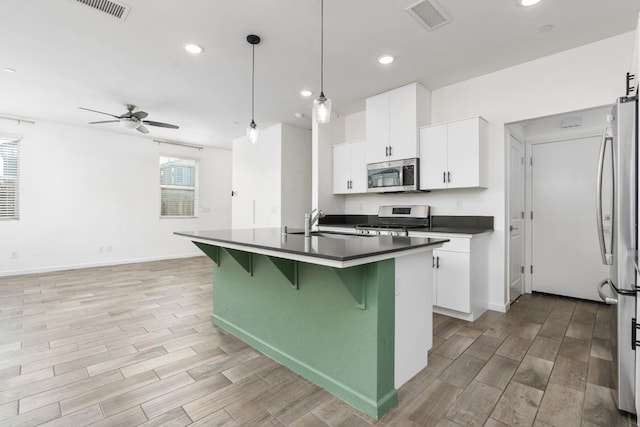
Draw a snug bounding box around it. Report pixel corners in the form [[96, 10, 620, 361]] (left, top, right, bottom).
[[506, 104, 611, 303]]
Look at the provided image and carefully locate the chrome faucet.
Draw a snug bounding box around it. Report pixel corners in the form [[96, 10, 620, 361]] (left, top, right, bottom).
[[304, 208, 325, 237]]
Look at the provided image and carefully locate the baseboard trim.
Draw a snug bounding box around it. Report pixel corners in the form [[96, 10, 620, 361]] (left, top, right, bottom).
[[489, 301, 509, 313], [0, 252, 204, 277]]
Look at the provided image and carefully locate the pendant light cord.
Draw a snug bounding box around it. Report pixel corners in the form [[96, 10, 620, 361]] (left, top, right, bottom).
[[320, 0, 324, 94], [251, 43, 255, 121]]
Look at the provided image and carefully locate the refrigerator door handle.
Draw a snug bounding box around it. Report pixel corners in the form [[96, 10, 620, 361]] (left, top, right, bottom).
[[597, 279, 618, 305], [596, 129, 613, 265]]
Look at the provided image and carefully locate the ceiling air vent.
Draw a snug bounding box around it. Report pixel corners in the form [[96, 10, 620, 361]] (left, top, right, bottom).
[[73, 0, 131, 21], [406, 0, 452, 31]]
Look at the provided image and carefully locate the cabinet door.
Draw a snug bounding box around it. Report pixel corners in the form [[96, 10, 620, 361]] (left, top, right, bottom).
[[419, 125, 448, 190], [232, 138, 257, 228], [365, 92, 390, 164], [349, 140, 367, 193], [332, 143, 351, 194], [389, 84, 418, 160], [434, 250, 470, 313], [447, 118, 480, 188]]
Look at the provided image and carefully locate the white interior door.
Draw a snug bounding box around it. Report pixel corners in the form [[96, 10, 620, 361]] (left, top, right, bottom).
[[509, 134, 525, 301], [530, 135, 610, 301]]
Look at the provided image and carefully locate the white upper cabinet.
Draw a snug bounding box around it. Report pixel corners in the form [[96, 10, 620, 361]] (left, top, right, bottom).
[[366, 83, 429, 164], [419, 116, 488, 190], [333, 140, 366, 194]]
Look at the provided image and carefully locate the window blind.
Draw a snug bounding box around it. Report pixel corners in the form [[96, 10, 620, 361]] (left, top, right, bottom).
[[0, 137, 19, 219], [159, 156, 198, 217]]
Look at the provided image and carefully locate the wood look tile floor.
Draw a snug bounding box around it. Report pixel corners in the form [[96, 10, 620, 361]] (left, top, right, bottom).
[[0, 256, 638, 426]]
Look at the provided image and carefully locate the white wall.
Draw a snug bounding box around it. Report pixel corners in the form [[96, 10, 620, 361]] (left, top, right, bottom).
[[1, 120, 232, 276], [341, 31, 636, 312]]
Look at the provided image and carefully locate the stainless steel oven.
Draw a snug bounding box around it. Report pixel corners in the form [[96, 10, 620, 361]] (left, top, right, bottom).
[[367, 158, 418, 193]]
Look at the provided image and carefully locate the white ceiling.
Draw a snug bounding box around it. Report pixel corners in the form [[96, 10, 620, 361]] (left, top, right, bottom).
[[0, 0, 638, 149]]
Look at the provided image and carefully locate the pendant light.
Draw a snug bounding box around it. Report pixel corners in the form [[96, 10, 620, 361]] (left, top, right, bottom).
[[246, 34, 261, 144], [313, 0, 331, 124]]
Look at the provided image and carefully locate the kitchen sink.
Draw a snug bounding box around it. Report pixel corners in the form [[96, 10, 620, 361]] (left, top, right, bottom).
[[287, 231, 366, 239]]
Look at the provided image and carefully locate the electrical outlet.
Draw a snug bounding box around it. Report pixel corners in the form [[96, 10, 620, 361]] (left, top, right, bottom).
[[99, 247, 104, 253], [456, 200, 463, 210], [11, 251, 18, 259], [107, 246, 112, 252]]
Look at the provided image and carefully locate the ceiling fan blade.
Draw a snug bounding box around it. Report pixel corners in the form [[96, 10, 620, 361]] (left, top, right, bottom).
[[142, 120, 179, 129], [136, 124, 149, 134], [88, 120, 121, 124], [79, 107, 120, 119], [132, 111, 148, 120]]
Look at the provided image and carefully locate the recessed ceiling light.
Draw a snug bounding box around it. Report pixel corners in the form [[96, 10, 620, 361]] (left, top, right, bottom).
[[294, 113, 304, 119], [184, 43, 204, 54], [377, 55, 394, 65], [4, 68, 16, 73], [519, 0, 541, 6], [300, 89, 313, 97], [538, 24, 554, 33]]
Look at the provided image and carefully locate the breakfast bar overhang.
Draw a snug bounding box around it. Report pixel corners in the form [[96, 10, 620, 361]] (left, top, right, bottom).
[[175, 228, 447, 419]]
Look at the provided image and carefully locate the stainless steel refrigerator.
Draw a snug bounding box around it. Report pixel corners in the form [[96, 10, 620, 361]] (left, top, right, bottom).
[[596, 95, 638, 413]]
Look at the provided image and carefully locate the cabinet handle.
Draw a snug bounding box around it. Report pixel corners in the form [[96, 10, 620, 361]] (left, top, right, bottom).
[[436, 256, 440, 268], [389, 146, 392, 156], [432, 256, 435, 268], [349, 180, 352, 189], [443, 172, 446, 183], [447, 171, 451, 183], [385, 146, 389, 156]]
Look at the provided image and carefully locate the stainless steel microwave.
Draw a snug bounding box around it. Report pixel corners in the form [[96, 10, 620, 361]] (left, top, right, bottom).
[[367, 158, 419, 192]]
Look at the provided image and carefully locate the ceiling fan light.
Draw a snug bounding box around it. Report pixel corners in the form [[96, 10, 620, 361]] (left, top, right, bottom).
[[313, 93, 332, 124], [123, 120, 138, 129], [247, 120, 259, 144]]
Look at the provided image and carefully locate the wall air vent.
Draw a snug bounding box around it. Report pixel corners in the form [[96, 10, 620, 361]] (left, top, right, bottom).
[[406, 0, 452, 31], [73, 0, 131, 21]]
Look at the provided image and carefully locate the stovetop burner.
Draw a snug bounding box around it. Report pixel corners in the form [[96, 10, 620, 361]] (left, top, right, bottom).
[[350, 205, 431, 236]]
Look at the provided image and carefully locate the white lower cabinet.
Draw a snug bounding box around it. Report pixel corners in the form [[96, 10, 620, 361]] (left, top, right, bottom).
[[433, 249, 470, 313], [411, 232, 490, 321]]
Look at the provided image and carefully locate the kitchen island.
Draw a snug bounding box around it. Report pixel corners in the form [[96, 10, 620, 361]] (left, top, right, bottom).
[[174, 228, 447, 419]]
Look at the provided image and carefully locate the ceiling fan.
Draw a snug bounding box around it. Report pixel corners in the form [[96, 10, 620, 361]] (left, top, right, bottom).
[[79, 104, 179, 134]]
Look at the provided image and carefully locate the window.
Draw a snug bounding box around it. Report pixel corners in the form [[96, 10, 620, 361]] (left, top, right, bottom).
[[160, 156, 198, 217], [0, 137, 19, 219]]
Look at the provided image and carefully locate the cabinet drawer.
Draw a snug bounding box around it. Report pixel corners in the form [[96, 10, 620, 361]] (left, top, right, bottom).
[[440, 238, 470, 252], [410, 233, 470, 252]]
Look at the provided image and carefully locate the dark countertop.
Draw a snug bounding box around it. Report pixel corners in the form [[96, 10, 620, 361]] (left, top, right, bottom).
[[174, 228, 448, 267]]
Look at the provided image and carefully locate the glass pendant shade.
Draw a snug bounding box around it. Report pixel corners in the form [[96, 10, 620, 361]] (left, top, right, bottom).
[[314, 92, 332, 124], [247, 119, 259, 144]]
